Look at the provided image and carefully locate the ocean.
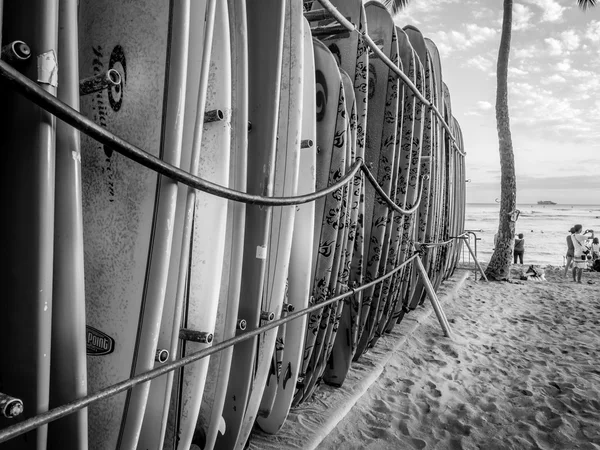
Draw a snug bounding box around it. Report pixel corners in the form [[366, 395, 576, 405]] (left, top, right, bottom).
[[463, 203, 600, 267]]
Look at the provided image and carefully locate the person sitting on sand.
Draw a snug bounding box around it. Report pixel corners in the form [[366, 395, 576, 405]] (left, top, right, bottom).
[[513, 233, 524, 264], [564, 229, 576, 277], [591, 237, 600, 261], [571, 225, 594, 284]]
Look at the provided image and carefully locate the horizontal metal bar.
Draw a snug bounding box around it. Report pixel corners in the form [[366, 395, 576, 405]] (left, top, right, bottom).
[[1, 41, 31, 62], [311, 24, 351, 37], [0, 253, 419, 443], [204, 109, 224, 123], [304, 9, 333, 21], [301, 139, 314, 149], [179, 329, 214, 344], [79, 69, 121, 96], [0, 393, 23, 419], [155, 349, 169, 364]]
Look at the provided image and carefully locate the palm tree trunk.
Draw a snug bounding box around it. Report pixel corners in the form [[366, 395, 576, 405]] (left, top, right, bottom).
[[485, 0, 516, 281]]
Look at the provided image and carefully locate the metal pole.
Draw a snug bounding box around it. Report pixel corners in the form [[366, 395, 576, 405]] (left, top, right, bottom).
[[415, 257, 453, 338], [462, 237, 488, 281]]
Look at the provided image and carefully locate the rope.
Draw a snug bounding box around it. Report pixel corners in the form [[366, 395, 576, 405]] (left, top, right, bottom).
[[361, 166, 427, 215], [0, 59, 361, 207]]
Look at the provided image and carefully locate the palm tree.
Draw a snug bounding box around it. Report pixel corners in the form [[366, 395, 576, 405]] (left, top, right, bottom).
[[385, 0, 596, 280]]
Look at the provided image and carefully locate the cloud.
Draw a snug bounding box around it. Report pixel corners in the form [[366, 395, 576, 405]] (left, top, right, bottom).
[[513, 45, 537, 59], [556, 59, 571, 72], [544, 31, 579, 57], [465, 24, 497, 45], [560, 30, 580, 51], [540, 74, 566, 84], [464, 55, 494, 71], [513, 4, 534, 30], [523, 0, 566, 22], [465, 100, 494, 117], [545, 37, 563, 56], [585, 20, 600, 43], [509, 67, 528, 76], [428, 22, 498, 55]]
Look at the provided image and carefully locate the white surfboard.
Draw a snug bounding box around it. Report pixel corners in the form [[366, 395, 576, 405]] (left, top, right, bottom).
[[256, 16, 316, 435], [173, 1, 232, 448], [236, 0, 303, 446]]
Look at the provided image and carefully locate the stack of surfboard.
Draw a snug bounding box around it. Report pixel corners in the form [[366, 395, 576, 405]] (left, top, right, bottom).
[[0, 0, 466, 449]]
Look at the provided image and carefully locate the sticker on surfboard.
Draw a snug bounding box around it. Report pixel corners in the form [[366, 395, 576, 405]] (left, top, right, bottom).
[[86, 325, 116, 355]]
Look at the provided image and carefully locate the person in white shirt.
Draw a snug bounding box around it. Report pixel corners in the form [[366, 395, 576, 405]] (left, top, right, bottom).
[[570, 224, 594, 283]]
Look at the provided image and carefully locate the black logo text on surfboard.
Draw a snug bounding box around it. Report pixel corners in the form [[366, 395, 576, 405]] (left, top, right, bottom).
[[90, 44, 127, 201], [86, 326, 116, 356]]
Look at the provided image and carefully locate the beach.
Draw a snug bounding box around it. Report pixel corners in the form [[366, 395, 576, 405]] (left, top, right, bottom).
[[249, 264, 600, 450], [464, 203, 600, 267]]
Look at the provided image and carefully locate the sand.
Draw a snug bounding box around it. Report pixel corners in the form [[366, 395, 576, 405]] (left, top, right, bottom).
[[249, 264, 600, 450]]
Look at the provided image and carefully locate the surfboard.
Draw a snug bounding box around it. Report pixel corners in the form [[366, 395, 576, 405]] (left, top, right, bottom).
[[236, 0, 303, 446], [215, 1, 286, 448], [135, 1, 194, 447], [48, 0, 88, 447], [292, 38, 343, 407], [165, 1, 231, 449], [421, 42, 442, 294], [77, 0, 195, 447], [193, 0, 248, 448], [440, 81, 454, 281], [255, 16, 316, 435], [393, 34, 426, 326], [383, 28, 418, 334], [300, 68, 349, 403], [424, 37, 446, 292], [403, 25, 434, 314], [368, 26, 404, 349], [353, 1, 400, 359], [449, 116, 465, 278], [323, 67, 359, 388], [0, 1, 58, 448], [314, 0, 369, 361]]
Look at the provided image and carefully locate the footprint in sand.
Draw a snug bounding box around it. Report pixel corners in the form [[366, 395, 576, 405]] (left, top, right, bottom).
[[479, 401, 498, 413], [398, 379, 415, 394], [409, 356, 423, 366], [425, 381, 442, 398], [394, 419, 410, 436], [534, 407, 563, 430], [439, 343, 459, 358], [423, 356, 448, 367], [411, 438, 427, 449], [382, 379, 395, 389], [371, 399, 388, 414]]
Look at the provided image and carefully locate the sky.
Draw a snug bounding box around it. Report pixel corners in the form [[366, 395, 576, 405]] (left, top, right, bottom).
[[392, 0, 600, 205]]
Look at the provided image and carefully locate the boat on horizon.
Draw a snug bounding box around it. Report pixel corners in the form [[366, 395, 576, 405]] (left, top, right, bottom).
[[537, 200, 557, 205]]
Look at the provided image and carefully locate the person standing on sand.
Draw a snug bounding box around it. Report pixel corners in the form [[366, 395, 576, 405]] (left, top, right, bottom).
[[571, 225, 594, 283], [564, 229, 576, 277], [513, 233, 524, 264]]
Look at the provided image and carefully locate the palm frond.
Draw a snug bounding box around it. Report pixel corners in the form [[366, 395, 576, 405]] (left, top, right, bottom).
[[578, 0, 597, 10], [382, 0, 411, 15]]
